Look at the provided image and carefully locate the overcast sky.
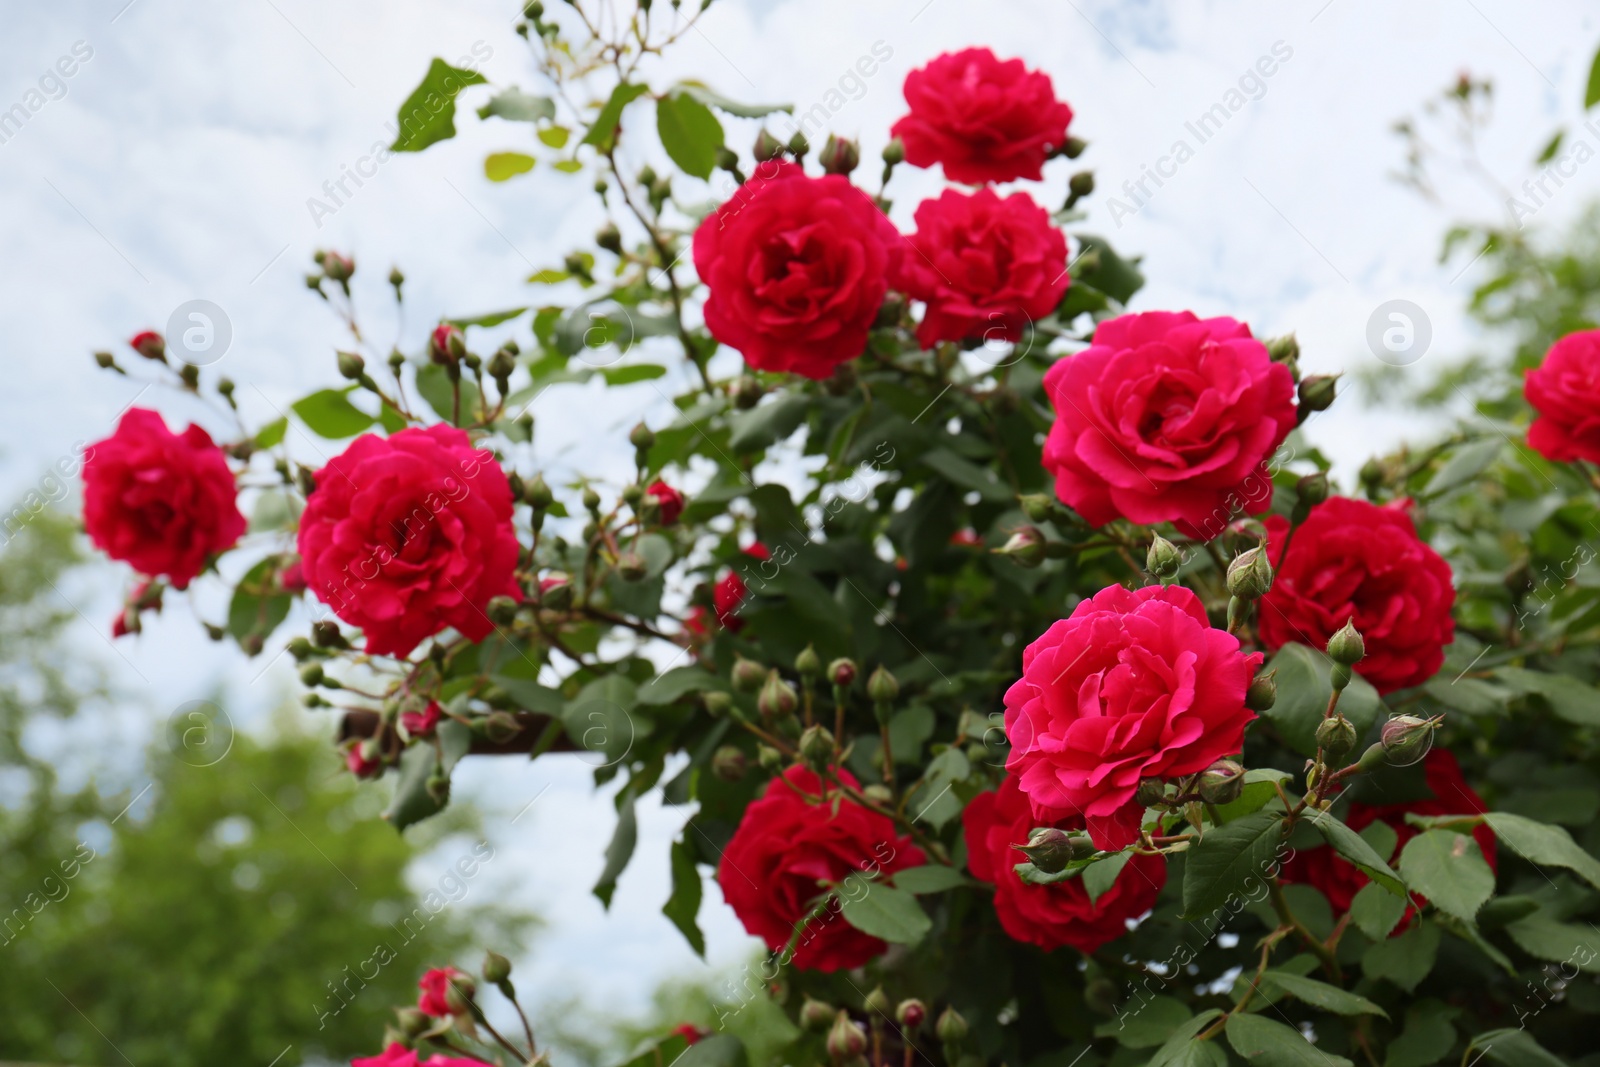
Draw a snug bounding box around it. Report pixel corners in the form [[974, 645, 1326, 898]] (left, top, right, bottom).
[[6, 0, 1600, 1049]]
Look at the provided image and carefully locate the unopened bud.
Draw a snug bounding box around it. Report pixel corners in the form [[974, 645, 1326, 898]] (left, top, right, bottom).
[[1019, 492, 1055, 524], [827, 1011, 867, 1059], [482, 950, 512, 984], [1380, 715, 1435, 766], [935, 1006, 968, 1044], [537, 573, 572, 610], [1062, 135, 1088, 159], [702, 691, 733, 717], [757, 744, 784, 772], [94, 350, 117, 370], [430, 324, 465, 364], [1197, 759, 1245, 805], [396, 1007, 430, 1036], [1327, 619, 1365, 667], [483, 711, 522, 744], [1296, 471, 1330, 508], [1014, 827, 1088, 873], [828, 658, 858, 689], [129, 330, 166, 361], [488, 347, 516, 382], [732, 656, 766, 693], [629, 422, 656, 451], [596, 221, 623, 254], [995, 525, 1046, 567], [758, 670, 798, 719], [1266, 334, 1300, 363], [800, 997, 834, 1033], [299, 663, 324, 687], [1317, 713, 1358, 763], [1245, 670, 1277, 711], [444, 974, 476, 1013], [487, 595, 519, 625], [711, 745, 748, 781], [864, 986, 891, 1017], [787, 131, 809, 160], [866, 665, 899, 705], [311, 620, 347, 649], [287, 636, 314, 660], [734, 376, 763, 409], [795, 644, 821, 678], [322, 251, 355, 281], [798, 724, 834, 768], [1360, 457, 1386, 492], [882, 138, 906, 166], [1299, 374, 1339, 413], [1134, 779, 1167, 809], [1147, 534, 1182, 581], [896, 999, 927, 1030], [820, 134, 860, 176], [388, 266, 405, 289], [753, 129, 785, 162], [1084, 976, 1119, 1017], [1226, 545, 1273, 600], [524, 473, 554, 509]]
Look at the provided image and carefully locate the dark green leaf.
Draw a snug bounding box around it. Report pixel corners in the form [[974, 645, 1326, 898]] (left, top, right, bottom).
[[1536, 130, 1565, 164], [392, 58, 489, 152], [1082, 851, 1132, 905], [637, 667, 721, 706], [663, 837, 705, 956], [677, 1034, 749, 1067], [921, 447, 1011, 502], [1422, 438, 1502, 497], [1492, 669, 1600, 726], [593, 784, 639, 908], [1504, 913, 1600, 973], [1147, 1011, 1224, 1067], [1363, 919, 1440, 993], [1225, 1013, 1353, 1067], [1385, 1002, 1459, 1067], [414, 363, 481, 427], [291, 387, 374, 439], [657, 91, 724, 179], [1259, 643, 1381, 756], [892, 865, 968, 894], [1349, 880, 1407, 940], [1181, 810, 1286, 919], [838, 882, 931, 945], [446, 307, 530, 328], [226, 558, 291, 650], [1485, 812, 1600, 890], [477, 87, 556, 124], [383, 744, 445, 830], [729, 393, 810, 452], [1472, 1029, 1570, 1067], [1071, 233, 1146, 304], [1398, 829, 1495, 923], [1091, 995, 1190, 1047], [601, 363, 668, 385], [1310, 808, 1406, 896], [1261, 971, 1388, 1017]]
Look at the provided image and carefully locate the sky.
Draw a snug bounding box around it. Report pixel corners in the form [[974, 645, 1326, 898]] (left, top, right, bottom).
[[5, 0, 1600, 1054]]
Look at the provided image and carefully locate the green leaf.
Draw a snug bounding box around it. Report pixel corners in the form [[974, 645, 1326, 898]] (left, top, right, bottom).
[[910, 747, 970, 829], [673, 82, 792, 118], [1147, 1010, 1224, 1067], [1471, 1029, 1571, 1067], [1587, 45, 1600, 108], [582, 82, 649, 150], [892, 864, 968, 894], [1082, 851, 1132, 905], [677, 1034, 749, 1067], [1535, 129, 1565, 164], [291, 387, 374, 439], [1485, 812, 1600, 891], [1504, 913, 1600, 973], [1385, 1003, 1459, 1067], [484, 152, 536, 181], [226, 558, 291, 650], [477, 86, 555, 124], [564, 675, 641, 764], [1181, 810, 1286, 919], [593, 783, 640, 908], [1398, 829, 1495, 923], [1214, 768, 1293, 822], [728, 393, 810, 452], [1363, 919, 1440, 992], [1492, 668, 1600, 726], [255, 416, 287, 448], [837, 882, 931, 945], [657, 91, 724, 179], [601, 363, 668, 386], [489, 675, 564, 716], [1422, 438, 1502, 497], [1072, 233, 1146, 304], [1309, 808, 1406, 896], [1225, 1013, 1353, 1067], [1349, 880, 1407, 940], [637, 667, 720, 706], [921, 447, 1011, 502], [553, 159, 583, 173], [446, 306, 530, 328], [391, 58, 489, 152], [663, 837, 705, 956], [1092, 995, 1191, 1048], [528, 268, 570, 285], [1261, 971, 1388, 1018], [538, 126, 570, 148], [1259, 643, 1382, 756], [414, 363, 481, 427], [383, 744, 445, 830]]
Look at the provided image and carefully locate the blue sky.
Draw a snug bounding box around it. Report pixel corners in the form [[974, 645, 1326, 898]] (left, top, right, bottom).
[[5, 0, 1600, 1048]]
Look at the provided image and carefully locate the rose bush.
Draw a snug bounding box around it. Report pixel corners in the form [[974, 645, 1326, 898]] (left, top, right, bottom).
[[78, 10, 1600, 1067]]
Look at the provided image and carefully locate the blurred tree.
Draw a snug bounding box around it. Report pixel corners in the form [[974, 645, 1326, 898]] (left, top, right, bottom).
[[0, 511, 531, 1066]]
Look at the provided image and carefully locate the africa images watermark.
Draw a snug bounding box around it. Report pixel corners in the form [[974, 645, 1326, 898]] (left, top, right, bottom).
[[306, 41, 493, 229], [0, 40, 95, 148], [1106, 40, 1295, 229]]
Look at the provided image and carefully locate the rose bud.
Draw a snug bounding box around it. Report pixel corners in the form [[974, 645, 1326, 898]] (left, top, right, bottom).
[[734, 376, 764, 410], [757, 670, 798, 720], [538, 573, 572, 610], [711, 746, 748, 782], [882, 137, 905, 166], [429, 323, 465, 364], [523, 473, 554, 510], [396, 1007, 430, 1036], [483, 711, 522, 743], [1018, 492, 1055, 524], [1327, 619, 1366, 666], [1296, 471, 1330, 508], [752, 128, 785, 162], [1083, 976, 1119, 1017], [1146, 534, 1182, 582], [995, 525, 1046, 567], [787, 131, 809, 160], [756, 744, 784, 772], [794, 644, 821, 678], [798, 724, 834, 769], [732, 656, 767, 693], [482, 950, 512, 984], [702, 691, 733, 718], [827, 1011, 867, 1060], [616, 552, 648, 583], [1266, 334, 1300, 363], [1245, 670, 1277, 712], [487, 595, 519, 626], [129, 330, 166, 361], [1226, 545, 1273, 600], [1317, 713, 1358, 763], [322, 251, 354, 281], [866, 664, 900, 705], [1013, 827, 1087, 873], [1197, 759, 1245, 805], [1066, 170, 1095, 203], [820, 134, 861, 176], [896, 999, 927, 1030], [863, 986, 891, 1018], [800, 996, 834, 1032], [94, 350, 117, 370], [1380, 715, 1435, 766], [935, 1006, 968, 1044], [345, 739, 384, 779], [828, 657, 858, 689], [1134, 779, 1167, 809], [1298, 374, 1339, 413]]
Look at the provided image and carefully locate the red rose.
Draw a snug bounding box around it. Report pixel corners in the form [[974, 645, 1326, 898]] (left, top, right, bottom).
[[671, 1024, 705, 1045], [897, 188, 1069, 350], [353, 1044, 493, 1067], [82, 407, 246, 588], [296, 425, 521, 659], [1004, 584, 1261, 851], [430, 323, 463, 363], [647, 480, 685, 524], [1041, 312, 1297, 539], [1258, 497, 1455, 695], [717, 766, 926, 972], [963, 776, 1165, 953], [692, 161, 903, 379], [1525, 329, 1600, 464], [344, 741, 384, 779], [401, 700, 443, 738], [890, 48, 1074, 186], [128, 330, 165, 360], [416, 966, 471, 1017], [1280, 749, 1495, 923], [713, 543, 771, 632]]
